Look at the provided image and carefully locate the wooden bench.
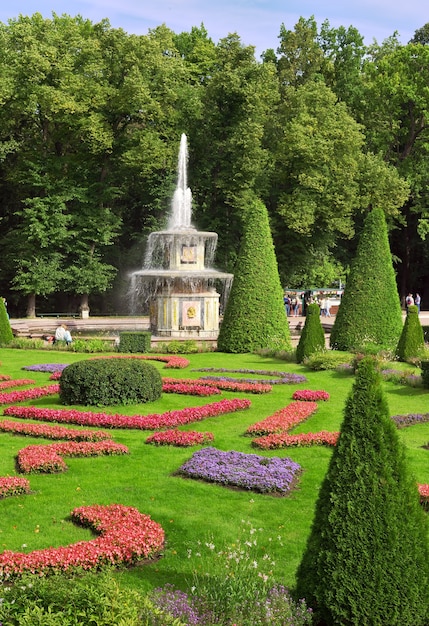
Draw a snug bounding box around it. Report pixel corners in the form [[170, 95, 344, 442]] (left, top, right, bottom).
[[36, 313, 80, 318]]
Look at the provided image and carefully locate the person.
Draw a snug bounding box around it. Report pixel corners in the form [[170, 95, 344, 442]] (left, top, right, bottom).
[[325, 298, 331, 317], [320, 296, 327, 317], [283, 293, 291, 316], [54, 323, 72, 345], [415, 293, 421, 314], [294, 295, 301, 317], [405, 293, 414, 313]]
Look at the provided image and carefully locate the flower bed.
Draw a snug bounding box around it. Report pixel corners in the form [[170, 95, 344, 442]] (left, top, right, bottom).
[[418, 483, 429, 510], [0, 476, 31, 499], [162, 377, 272, 394], [162, 381, 220, 396], [391, 413, 429, 428], [0, 379, 36, 391], [246, 402, 318, 436], [23, 364, 68, 373], [0, 374, 11, 381], [17, 441, 129, 473], [0, 385, 59, 405], [5, 398, 251, 430], [0, 504, 165, 578], [176, 447, 301, 494], [253, 431, 339, 449], [146, 430, 214, 447], [90, 354, 190, 369], [292, 390, 330, 402], [0, 420, 112, 442], [193, 367, 307, 384]]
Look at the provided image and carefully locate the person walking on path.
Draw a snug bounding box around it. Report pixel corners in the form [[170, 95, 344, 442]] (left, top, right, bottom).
[[415, 293, 421, 313]]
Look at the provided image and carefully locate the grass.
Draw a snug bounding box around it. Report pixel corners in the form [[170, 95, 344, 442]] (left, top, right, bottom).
[[0, 347, 428, 597]]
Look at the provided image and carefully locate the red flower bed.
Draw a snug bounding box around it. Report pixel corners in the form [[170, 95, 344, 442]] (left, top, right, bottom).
[[246, 401, 318, 436], [0, 379, 36, 390], [90, 354, 190, 369], [146, 430, 214, 447], [17, 441, 129, 473], [0, 420, 112, 442], [49, 371, 62, 381], [5, 398, 251, 430], [418, 483, 429, 509], [253, 431, 339, 449], [162, 382, 220, 396], [0, 374, 11, 381], [0, 385, 59, 405], [162, 377, 272, 394], [292, 389, 330, 402], [0, 504, 165, 578], [0, 476, 31, 498]]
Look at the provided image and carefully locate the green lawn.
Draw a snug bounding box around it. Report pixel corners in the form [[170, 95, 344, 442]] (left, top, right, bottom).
[[0, 347, 428, 596]]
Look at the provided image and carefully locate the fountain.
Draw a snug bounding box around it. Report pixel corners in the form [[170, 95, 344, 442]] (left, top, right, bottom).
[[129, 134, 233, 339]]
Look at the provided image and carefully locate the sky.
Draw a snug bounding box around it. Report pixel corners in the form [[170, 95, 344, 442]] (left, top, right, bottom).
[[0, 0, 426, 57]]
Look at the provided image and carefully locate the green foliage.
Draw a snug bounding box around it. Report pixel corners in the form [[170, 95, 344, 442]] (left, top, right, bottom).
[[68, 339, 114, 353], [330, 208, 403, 351], [420, 360, 429, 389], [157, 340, 199, 354], [6, 337, 46, 350], [295, 357, 429, 625], [396, 304, 425, 362], [0, 297, 13, 345], [295, 303, 326, 363], [119, 332, 152, 353], [59, 358, 162, 405], [217, 194, 291, 353], [303, 350, 353, 371], [0, 569, 143, 625]]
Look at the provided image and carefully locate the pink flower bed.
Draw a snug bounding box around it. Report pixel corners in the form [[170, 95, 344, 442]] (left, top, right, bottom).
[[0, 374, 11, 381], [0, 385, 59, 405], [0, 476, 31, 499], [5, 398, 251, 430], [253, 431, 339, 449], [90, 354, 190, 369], [0, 420, 112, 442], [0, 379, 36, 390], [17, 441, 129, 473], [162, 382, 220, 396], [246, 401, 318, 436], [146, 430, 214, 447], [162, 377, 272, 394], [49, 371, 62, 381], [292, 390, 330, 402], [0, 504, 165, 578], [418, 483, 429, 509]]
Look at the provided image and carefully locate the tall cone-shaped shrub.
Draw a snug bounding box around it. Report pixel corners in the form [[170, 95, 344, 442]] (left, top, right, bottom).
[[0, 298, 13, 345], [217, 195, 291, 353], [396, 304, 425, 362], [330, 207, 402, 351], [295, 356, 429, 625], [296, 303, 326, 363]]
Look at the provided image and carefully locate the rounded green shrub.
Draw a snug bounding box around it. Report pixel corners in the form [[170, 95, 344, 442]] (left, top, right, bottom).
[[296, 303, 326, 363], [59, 358, 162, 406], [396, 304, 425, 362]]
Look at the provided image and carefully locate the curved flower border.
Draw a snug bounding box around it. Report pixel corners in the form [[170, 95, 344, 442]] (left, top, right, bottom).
[[17, 441, 129, 473], [146, 430, 214, 447]]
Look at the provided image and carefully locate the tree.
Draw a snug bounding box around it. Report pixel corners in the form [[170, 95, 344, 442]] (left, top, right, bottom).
[[396, 304, 425, 362], [217, 193, 291, 353], [295, 303, 326, 363], [0, 297, 13, 344], [295, 356, 429, 625], [330, 207, 403, 351]]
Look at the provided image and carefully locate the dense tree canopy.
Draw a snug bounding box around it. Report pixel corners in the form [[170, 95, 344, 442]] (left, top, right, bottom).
[[0, 12, 428, 315]]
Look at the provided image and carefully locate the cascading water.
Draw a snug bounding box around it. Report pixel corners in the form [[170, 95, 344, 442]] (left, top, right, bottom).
[[129, 134, 233, 339]]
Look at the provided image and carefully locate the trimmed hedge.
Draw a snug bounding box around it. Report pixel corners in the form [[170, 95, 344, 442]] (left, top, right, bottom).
[[118, 331, 151, 353], [0, 297, 13, 345], [296, 303, 326, 363], [217, 194, 291, 353], [396, 304, 425, 362], [59, 358, 162, 406]]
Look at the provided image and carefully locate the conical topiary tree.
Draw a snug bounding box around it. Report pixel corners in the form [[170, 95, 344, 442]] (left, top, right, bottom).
[[330, 207, 403, 351], [0, 298, 13, 345], [396, 304, 425, 362], [295, 303, 326, 363], [217, 195, 291, 353], [295, 356, 429, 625]]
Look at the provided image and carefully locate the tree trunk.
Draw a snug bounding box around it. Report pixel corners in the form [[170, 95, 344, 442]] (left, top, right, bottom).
[[26, 293, 36, 318]]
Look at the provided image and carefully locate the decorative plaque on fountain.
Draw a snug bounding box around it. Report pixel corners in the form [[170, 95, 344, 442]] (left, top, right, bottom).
[[182, 301, 201, 326], [180, 244, 197, 264]]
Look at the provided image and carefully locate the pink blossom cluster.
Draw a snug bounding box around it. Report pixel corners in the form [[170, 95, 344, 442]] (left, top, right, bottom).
[[418, 483, 429, 498], [0, 476, 31, 499], [292, 390, 330, 402], [18, 441, 129, 473], [49, 371, 62, 381], [0, 504, 165, 578], [90, 354, 190, 369], [0, 374, 11, 381], [246, 401, 318, 436], [0, 385, 59, 405], [253, 431, 339, 449], [5, 398, 251, 430], [162, 377, 272, 394], [0, 419, 112, 442], [146, 430, 214, 447], [162, 381, 220, 396], [0, 379, 36, 390]]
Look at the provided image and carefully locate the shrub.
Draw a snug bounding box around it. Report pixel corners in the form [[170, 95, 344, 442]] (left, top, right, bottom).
[[69, 338, 113, 353], [421, 360, 429, 389], [296, 303, 326, 363], [118, 331, 151, 353], [330, 208, 403, 351], [217, 193, 291, 353], [59, 358, 162, 406], [0, 297, 13, 345], [6, 337, 46, 350], [303, 351, 353, 371], [396, 304, 425, 362], [295, 356, 429, 625]]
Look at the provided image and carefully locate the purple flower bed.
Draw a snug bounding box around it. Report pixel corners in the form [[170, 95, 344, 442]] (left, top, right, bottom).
[[177, 447, 301, 494], [193, 368, 307, 384], [391, 413, 429, 428], [22, 363, 68, 373]]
